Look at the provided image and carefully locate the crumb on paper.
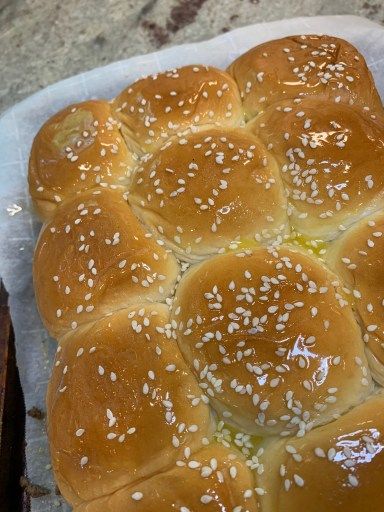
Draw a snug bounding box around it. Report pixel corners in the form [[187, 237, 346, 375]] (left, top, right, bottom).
[[27, 406, 45, 420], [6, 203, 22, 216], [20, 476, 50, 498]]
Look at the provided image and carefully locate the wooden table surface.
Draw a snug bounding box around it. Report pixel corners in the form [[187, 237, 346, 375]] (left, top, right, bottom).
[[0, 279, 29, 511]]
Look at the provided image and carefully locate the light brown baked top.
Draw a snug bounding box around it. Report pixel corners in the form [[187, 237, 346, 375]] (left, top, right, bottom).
[[29, 34, 384, 512]]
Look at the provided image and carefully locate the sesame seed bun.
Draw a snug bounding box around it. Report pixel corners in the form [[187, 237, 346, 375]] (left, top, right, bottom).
[[248, 97, 384, 240], [47, 303, 214, 505], [28, 100, 136, 220], [128, 128, 288, 261], [256, 393, 384, 512], [228, 34, 383, 120], [171, 246, 372, 436], [33, 188, 179, 338], [327, 211, 384, 385], [113, 65, 244, 155], [26, 33, 384, 511], [74, 445, 258, 512]]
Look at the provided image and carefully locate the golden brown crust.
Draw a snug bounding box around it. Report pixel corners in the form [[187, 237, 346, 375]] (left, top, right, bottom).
[[26, 34, 384, 511], [113, 65, 244, 153], [74, 445, 259, 512], [47, 304, 214, 505], [28, 100, 135, 219], [256, 393, 384, 512], [228, 34, 383, 120], [248, 97, 384, 240], [327, 211, 384, 385], [33, 188, 179, 338], [128, 128, 288, 261], [172, 246, 372, 436]]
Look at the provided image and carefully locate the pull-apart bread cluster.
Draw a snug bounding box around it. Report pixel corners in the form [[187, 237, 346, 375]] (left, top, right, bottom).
[[29, 34, 384, 511]]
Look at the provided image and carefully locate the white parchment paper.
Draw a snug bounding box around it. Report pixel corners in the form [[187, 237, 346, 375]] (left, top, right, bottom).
[[0, 15, 383, 511]]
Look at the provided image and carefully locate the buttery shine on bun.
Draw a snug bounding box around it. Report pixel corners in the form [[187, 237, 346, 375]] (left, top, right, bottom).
[[113, 65, 244, 154], [47, 304, 214, 505], [28, 32, 384, 512], [256, 393, 384, 512], [327, 211, 384, 385], [248, 97, 384, 240], [29, 100, 136, 219], [74, 445, 259, 512], [128, 128, 288, 261], [228, 34, 383, 120], [171, 246, 372, 436], [33, 188, 179, 338]]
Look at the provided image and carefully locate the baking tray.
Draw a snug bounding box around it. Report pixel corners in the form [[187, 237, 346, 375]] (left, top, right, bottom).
[[0, 15, 383, 512]]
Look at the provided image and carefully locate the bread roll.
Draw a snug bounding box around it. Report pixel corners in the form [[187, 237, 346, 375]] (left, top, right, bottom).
[[47, 303, 214, 505], [248, 97, 384, 240], [327, 211, 384, 385], [228, 34, 383, 120], [33, 188, 179, 338], [27, 32, 384, 511], [28, 100, 135, 219], [74, 445, 259, 512], [113, 65, 244, 154], [172, 246, 372, 436], [256, 393, 384, 512], [128, 128, 288, 261]]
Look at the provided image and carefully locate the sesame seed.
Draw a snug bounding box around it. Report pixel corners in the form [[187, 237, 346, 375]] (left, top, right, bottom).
[[294, 474, 305, 487]]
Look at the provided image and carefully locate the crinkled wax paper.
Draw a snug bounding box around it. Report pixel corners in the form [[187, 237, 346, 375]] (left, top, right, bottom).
[[0, 15, 383, 511]]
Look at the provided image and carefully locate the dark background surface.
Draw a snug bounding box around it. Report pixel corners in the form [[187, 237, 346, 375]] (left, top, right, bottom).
[[0, 281, 28, 511]]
